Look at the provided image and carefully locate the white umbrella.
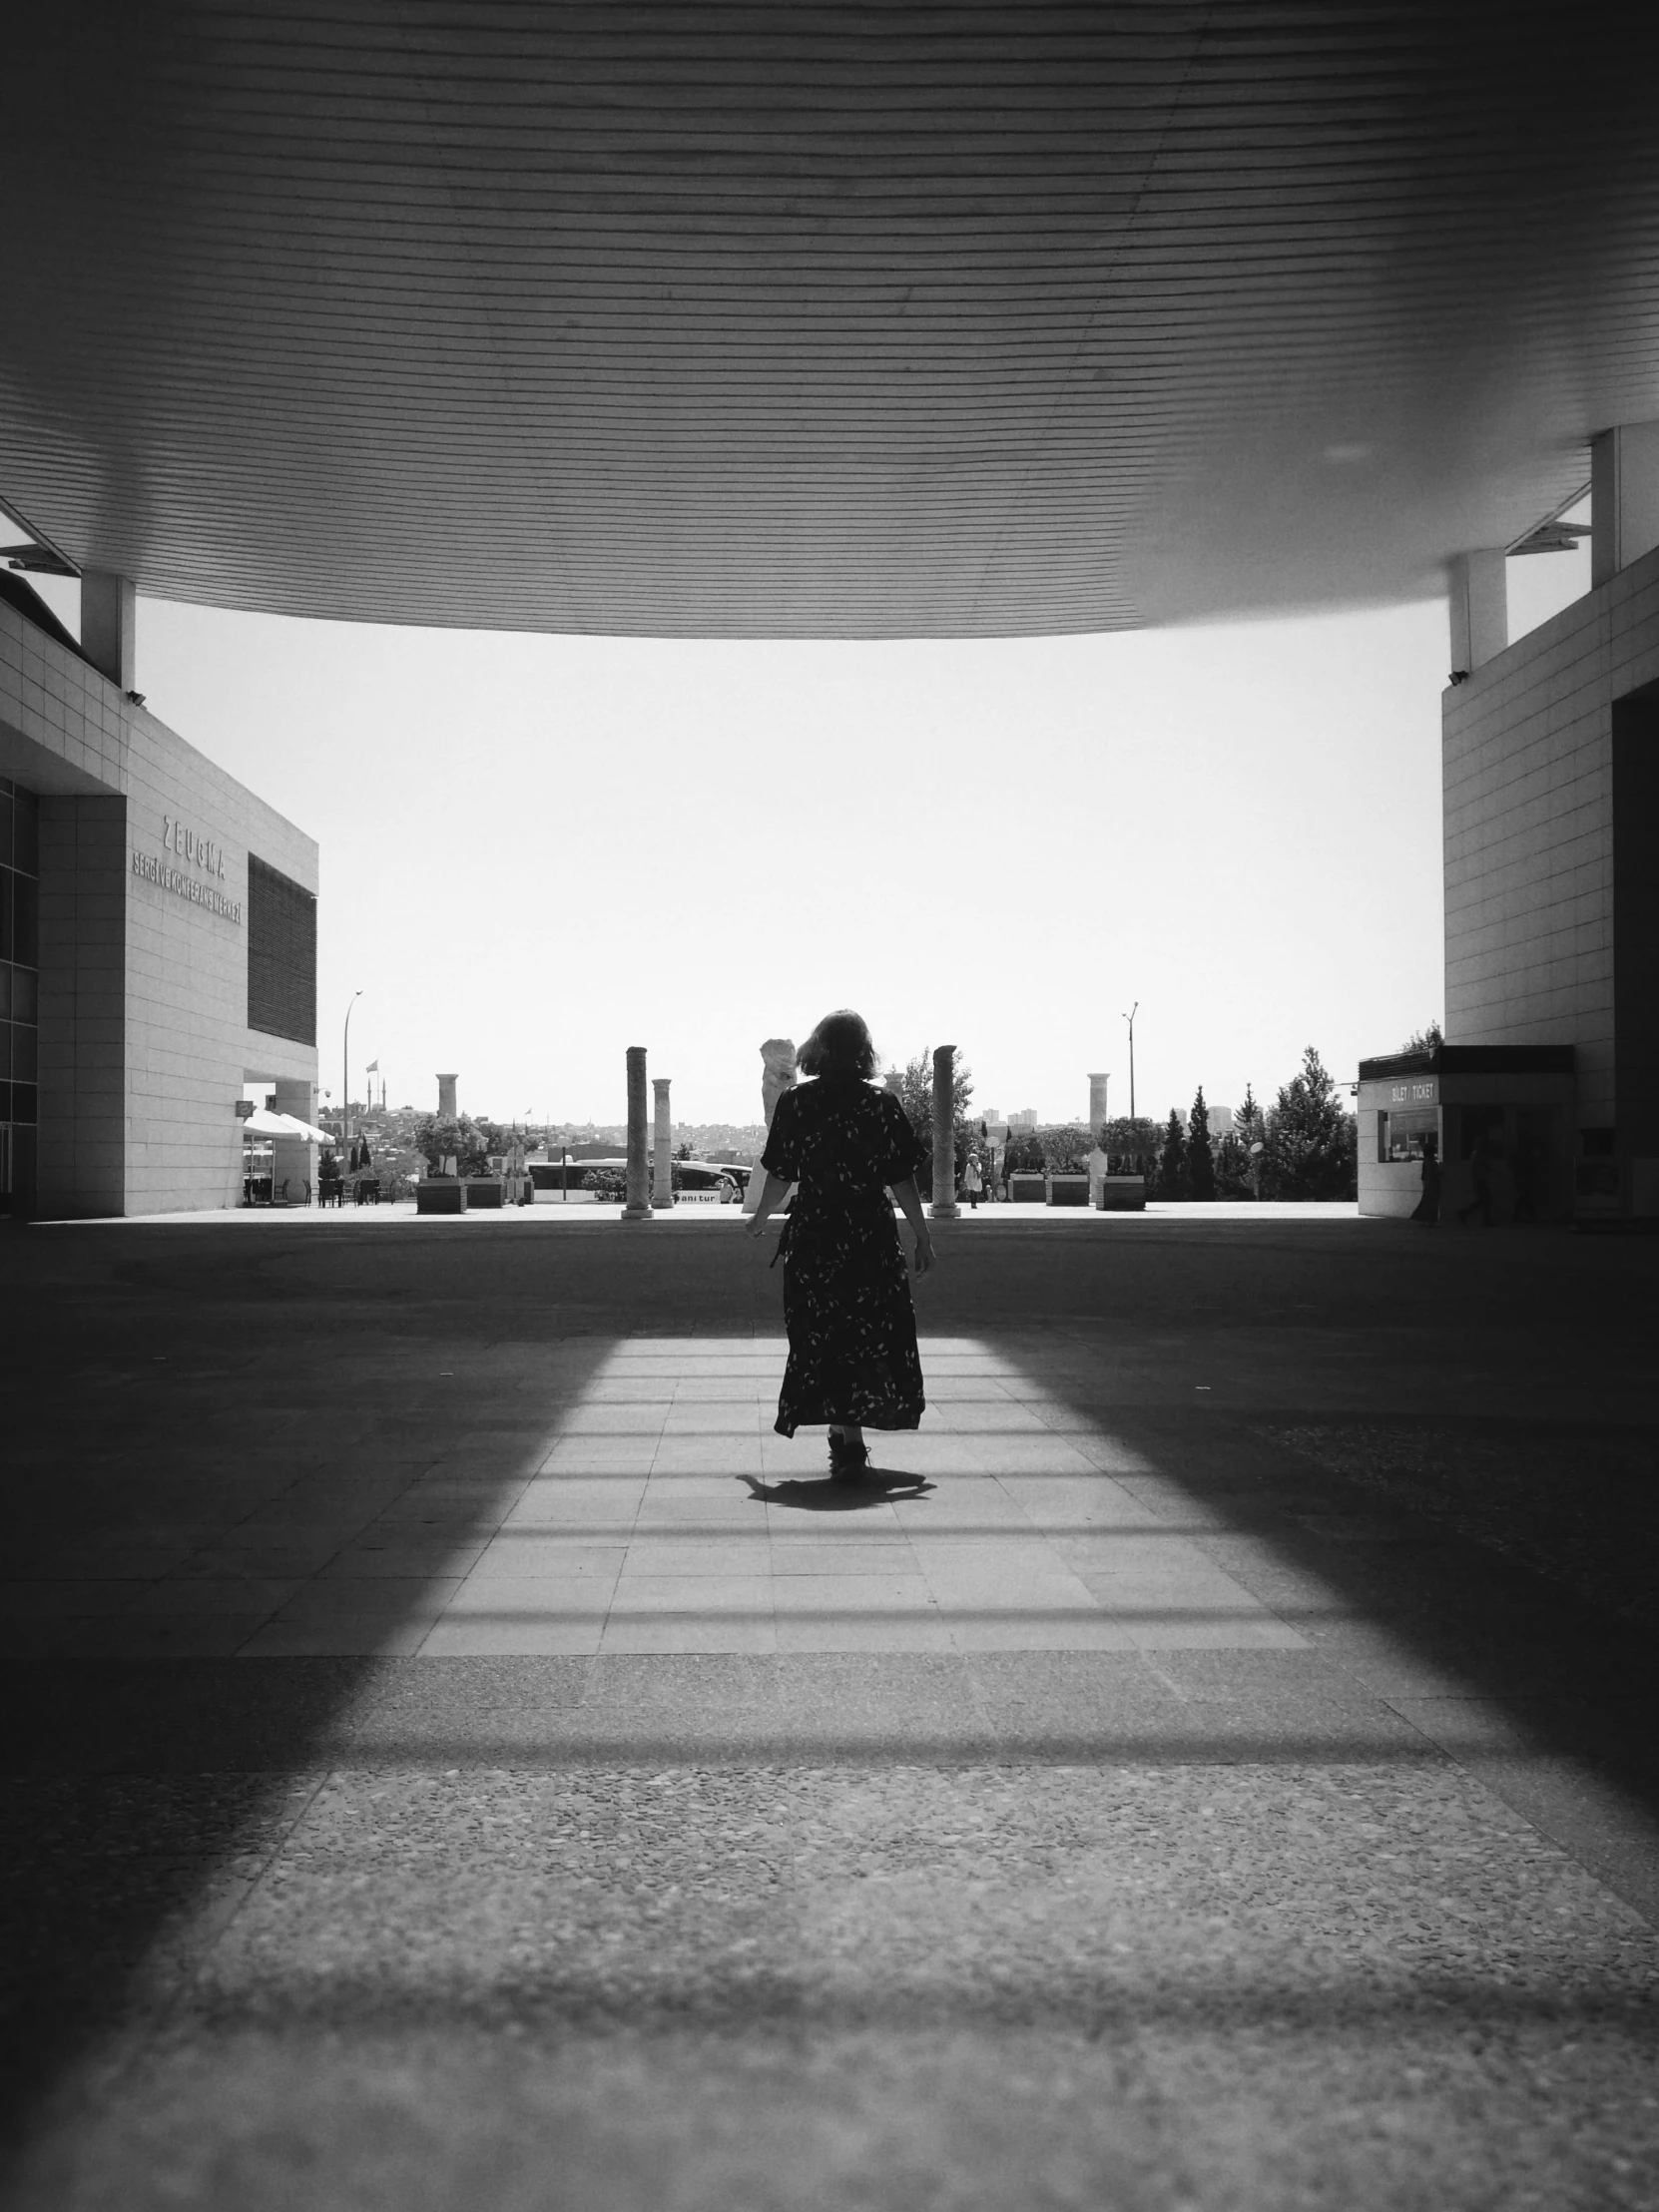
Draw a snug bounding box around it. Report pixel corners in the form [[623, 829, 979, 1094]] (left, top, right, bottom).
[[243, 1107, 331, 1143]]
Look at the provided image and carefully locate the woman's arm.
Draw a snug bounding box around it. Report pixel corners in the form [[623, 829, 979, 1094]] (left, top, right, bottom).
[[888, 1177, 936, 1274], [744, 1170, 793, 1238]]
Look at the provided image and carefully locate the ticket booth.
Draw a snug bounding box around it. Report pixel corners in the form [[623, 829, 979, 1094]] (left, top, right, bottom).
[[1357, 1045, 1575, 1223]]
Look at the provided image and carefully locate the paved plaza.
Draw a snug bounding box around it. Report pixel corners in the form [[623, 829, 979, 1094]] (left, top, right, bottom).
[[2, 1212, 1657, 2209]]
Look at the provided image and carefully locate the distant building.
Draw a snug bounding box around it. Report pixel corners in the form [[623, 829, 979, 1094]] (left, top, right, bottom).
[[1171, 1105, 1234, 1139], [1008, 1108, 1038, 1131]]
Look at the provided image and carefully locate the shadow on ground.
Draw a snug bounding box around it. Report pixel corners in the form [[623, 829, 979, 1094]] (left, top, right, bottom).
[[2, 1216, 1656, 2206]]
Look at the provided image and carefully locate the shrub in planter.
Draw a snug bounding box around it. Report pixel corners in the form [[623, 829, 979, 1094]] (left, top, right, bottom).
[[585, 1167, 627, 1203]]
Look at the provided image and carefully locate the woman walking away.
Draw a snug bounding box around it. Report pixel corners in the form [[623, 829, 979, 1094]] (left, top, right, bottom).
[[745, 1010, 934, 1480]]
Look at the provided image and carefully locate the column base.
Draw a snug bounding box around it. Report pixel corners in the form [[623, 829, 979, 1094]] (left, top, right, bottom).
[[620, 1205, 654, 1222], [929, 1202, 960, 1220]]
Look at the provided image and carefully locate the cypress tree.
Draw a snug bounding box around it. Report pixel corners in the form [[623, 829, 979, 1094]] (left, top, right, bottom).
[[1159, 1107, 1187, 1199], [1188, 1085, 1216, 1200]]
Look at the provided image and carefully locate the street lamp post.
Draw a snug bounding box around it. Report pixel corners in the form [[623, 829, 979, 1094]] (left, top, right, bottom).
[[1122, 1001, 1138, 1122], [342, 991, 361, 1148]]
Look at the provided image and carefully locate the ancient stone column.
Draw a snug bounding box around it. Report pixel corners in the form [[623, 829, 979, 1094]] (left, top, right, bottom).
[[930, 1044, 959, 1220], [652, 1076, 673, 1210], [436, 1073, 458, 1119], [622, 1047, 652, 1221], [1088, 1072, 1109, 1127]]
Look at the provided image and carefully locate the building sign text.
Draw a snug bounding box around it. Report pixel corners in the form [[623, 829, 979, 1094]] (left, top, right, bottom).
[[132, 847, 243, 923], [163, 816, 227, 878]]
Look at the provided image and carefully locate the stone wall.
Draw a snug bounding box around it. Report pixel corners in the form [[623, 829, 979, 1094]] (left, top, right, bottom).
[[0, 597, 318, 1216], [1442, 541, 1659, 1131]]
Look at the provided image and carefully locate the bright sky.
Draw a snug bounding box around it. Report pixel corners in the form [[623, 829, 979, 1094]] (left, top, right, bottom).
[[31, 536, 1590, 1131]]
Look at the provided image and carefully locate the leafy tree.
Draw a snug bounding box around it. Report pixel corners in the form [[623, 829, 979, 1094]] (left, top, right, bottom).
[[1100, 1115, 1159, 1174], [885, 1049, 975, 1193], [1216, 1084, 1265, 1200], [412, 1112, 506, 1179], [1213, 1129, 1251, 1201], [1157, 1107, 1187, 1199], [1038, 1123, 1094, 1173], [1187, 1085, 1216, 1201], [1001, 1129, 1046, 1175], [1265, 1045, 1357, 1200], [1401, 1019, 1444, 1055]]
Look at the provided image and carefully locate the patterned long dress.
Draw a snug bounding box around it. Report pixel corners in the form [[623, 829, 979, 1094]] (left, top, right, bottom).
[[761, 1077, 928, 1438]]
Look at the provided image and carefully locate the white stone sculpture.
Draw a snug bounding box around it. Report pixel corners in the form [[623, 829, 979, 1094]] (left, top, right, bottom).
[[744, 1037, 798, 1213], [760, 1037, 798, 1124]]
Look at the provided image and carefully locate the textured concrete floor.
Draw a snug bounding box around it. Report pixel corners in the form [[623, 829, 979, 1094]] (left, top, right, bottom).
[[2, 1213, 1656, 2209]]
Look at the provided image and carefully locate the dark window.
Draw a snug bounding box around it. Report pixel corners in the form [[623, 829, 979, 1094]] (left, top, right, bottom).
[[1457, 1104, 1504, 1159], [1384, 1108, 1436, 1162], [12, 789, 37, 877], [10, 874, 36, 967], [247, 855, 316, 1045], [11, 1083, 36, 1126]]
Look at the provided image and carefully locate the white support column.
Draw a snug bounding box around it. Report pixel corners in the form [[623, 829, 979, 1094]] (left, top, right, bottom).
[[81, 571, 136, 693], [1591, 421, 1659, 587], [1088, 1072, 1109, 1127], [1446, 551, 1507, 674], [652, 1076, 673, 1210]]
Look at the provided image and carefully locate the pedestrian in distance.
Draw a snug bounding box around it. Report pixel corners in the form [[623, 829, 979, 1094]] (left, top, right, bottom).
[[744, 1009, 934, 1481], [964, 1153, 983, 1210], [1409, 1134, 1441, 1225], [1458, 1131, 1496, 1228]]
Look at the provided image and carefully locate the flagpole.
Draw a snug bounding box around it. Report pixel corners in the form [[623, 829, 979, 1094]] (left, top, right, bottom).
[[342, 991, 361, 1148]]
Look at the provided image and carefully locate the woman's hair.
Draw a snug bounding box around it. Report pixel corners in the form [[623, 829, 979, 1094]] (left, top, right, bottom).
[[798, 1009, 876, 1081]]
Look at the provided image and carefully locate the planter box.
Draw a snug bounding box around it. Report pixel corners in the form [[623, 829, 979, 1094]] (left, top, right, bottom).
[[464, 1178, 505, 1210], [1046, 1173, 1090, 1206], [1096, 1176, 1147, 1212], [416, 1180, 466, 1215], [1008, 1171, 1046, 1204]]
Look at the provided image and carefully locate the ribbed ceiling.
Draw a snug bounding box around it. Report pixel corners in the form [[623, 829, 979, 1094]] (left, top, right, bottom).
[[2, 4, 1657, 636]]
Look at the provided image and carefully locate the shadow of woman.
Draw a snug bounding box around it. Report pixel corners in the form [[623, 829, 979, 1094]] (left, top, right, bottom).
[[739, 1468, 935, 1512]]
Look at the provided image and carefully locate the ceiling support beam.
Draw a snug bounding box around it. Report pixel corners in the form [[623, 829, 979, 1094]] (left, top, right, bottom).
[[1447, 551, 1507, 677], [1591, 422, 1659, 587], [81, 572, 135, 693]]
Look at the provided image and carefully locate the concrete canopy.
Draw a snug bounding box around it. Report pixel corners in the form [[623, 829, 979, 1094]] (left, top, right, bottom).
[[3, 4, 1657, 638]]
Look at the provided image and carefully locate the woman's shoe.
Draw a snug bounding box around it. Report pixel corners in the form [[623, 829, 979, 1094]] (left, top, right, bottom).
[[828, 1431, 870, 1482]]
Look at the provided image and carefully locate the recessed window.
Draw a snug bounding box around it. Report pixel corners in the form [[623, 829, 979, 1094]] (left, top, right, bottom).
[[248, 855, 316, 1045], [1382, 1107, 1436, 1162]]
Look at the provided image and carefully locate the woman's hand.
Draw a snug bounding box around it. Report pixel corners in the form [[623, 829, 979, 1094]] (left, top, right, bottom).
[[911, 1232, 935, 1276], [745, 1213, 771, 1242]]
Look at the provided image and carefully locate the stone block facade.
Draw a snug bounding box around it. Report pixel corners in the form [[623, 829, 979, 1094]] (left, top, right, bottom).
[[0, 594, 317, 1216], [1443, 540, 1659, 1211]]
